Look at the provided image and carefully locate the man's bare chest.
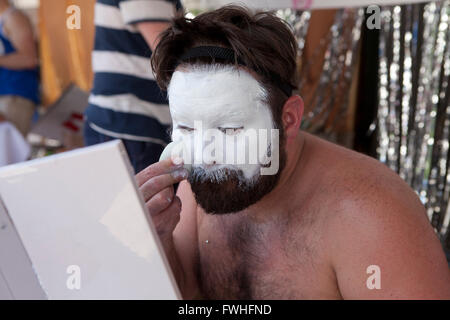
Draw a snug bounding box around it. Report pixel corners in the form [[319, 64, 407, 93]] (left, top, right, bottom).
[[195, 211, 330, 299]]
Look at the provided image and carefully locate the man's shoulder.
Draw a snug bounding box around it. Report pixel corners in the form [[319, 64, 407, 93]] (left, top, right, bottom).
[[309, 134, 413, 199], [301, 136, 450, 299], [304, 133, 427, 231], [306, 135, 443, 271]]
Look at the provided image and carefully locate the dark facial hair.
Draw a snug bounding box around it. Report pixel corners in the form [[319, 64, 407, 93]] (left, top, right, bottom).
[[187, 136, 286, 214]]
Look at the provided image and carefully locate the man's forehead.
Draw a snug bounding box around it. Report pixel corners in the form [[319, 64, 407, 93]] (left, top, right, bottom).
[[168, 65, 265, 99]]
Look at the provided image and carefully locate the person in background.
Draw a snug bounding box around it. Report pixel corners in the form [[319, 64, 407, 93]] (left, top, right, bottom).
[[0, 0, 39, 137], [84, 0, 183, 173]]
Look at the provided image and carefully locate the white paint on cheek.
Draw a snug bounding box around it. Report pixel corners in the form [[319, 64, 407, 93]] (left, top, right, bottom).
[[167, 65, 276, 180]]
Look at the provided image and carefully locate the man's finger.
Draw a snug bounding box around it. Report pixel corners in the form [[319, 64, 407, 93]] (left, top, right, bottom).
[[140, 169, 188, 201], [145, 187, 174, 216], [136, 157, 184, 187], [154, 196, 182, 239]]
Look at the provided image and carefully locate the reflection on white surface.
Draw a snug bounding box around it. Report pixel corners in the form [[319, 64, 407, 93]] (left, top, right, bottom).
[[0, 122, 31, 167], [0, 141, 180, 299], [100, 182, 156, 262]]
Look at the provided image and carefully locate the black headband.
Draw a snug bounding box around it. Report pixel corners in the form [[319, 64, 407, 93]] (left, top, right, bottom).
[[174, 46, 294, 97]]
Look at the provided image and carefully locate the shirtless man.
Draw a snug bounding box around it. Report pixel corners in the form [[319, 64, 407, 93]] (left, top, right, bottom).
[[136, 6, 450, 299]]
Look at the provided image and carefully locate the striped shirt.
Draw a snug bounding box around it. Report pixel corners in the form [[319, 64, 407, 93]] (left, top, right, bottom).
[[85, 0, 182, 144]]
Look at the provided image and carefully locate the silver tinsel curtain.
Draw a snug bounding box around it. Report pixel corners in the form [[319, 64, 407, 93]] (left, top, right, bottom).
[[277, 8, 364, 145], [377, 1, 450, 249], [279, 1, 450, 253]]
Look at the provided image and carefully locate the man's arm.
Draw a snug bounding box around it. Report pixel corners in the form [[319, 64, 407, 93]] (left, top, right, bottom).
[[136, 21, 170, 51], [330, 170, 450, 299], [119, 0, 178, 51], [136, 161, 200, 299], [0, 10, 38, 70], [173, 180, 202, 299]]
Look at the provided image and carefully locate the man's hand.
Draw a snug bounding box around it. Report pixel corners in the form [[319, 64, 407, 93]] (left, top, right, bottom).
[[135, 157, 189, 293], [136, 157, 188, 244]]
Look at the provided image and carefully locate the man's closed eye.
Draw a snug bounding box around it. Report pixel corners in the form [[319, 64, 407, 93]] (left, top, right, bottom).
[[218, 127, 244, 134]]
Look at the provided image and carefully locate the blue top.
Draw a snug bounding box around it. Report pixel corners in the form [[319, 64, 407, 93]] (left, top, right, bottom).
[[0, 10, 39, 104], [85, 0, 182, 143]]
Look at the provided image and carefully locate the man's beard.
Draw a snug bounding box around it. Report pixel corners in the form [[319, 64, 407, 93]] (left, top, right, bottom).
[[187, 137, 287, 215]]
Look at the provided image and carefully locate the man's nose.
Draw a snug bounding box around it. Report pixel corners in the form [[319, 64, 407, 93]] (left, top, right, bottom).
[[193, 130, 227, 165], [201, 150, 218, 166]]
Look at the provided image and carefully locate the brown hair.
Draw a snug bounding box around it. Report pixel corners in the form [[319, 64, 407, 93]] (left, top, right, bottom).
[[151, 5, 298, 127]]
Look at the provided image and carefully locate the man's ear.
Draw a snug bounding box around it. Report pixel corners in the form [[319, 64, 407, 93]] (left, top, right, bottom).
[[281, 95, 304, 140]]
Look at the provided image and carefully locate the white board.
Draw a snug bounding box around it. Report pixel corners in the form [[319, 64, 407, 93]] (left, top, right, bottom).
[[185, 0, 439, 10], [0, 141, 180, 300]]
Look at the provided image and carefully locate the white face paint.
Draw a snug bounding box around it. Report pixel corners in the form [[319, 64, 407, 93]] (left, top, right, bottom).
[[167, 65, 276, 181]]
